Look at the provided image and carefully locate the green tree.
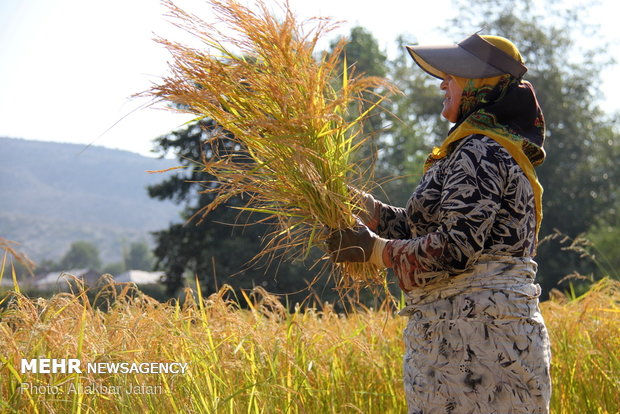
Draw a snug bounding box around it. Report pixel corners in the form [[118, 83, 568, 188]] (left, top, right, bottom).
[[59, 241, 101, 270], [102, 261, 125, 276], [330, 27, 391, 175], [587, 206, 620, 279], [124, 241, 155, 271], [36, 259, 60, 274]]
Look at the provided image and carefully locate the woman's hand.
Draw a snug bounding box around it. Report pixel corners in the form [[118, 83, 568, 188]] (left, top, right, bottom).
[[325, 221, 389, 267], [348, 186, 380, 231]]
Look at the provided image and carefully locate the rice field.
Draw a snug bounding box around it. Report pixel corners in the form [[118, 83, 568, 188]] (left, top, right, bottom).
[[1, 274, 618, 414]]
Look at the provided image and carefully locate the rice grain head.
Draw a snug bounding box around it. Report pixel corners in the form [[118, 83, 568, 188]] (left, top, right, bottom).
[[146, 0, 396, 287]]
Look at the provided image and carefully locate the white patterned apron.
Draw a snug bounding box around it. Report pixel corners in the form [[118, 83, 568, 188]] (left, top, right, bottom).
[[400, 255, 551, 414]]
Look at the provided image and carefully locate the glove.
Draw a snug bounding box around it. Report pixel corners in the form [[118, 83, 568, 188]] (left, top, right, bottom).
[[326, 221, 388, 267], [348, 186, 380, 231]]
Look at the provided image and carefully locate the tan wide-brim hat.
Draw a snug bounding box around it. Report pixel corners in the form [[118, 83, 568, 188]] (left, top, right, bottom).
[[406, 33, 527, 80]]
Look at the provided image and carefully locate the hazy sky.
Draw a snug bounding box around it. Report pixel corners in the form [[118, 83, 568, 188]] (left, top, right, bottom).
[[1, 0, 618, 157]]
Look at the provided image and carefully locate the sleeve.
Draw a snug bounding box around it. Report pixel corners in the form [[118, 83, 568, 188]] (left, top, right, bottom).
[[375, 202, 412, 240], [386, 139, 506, 291]]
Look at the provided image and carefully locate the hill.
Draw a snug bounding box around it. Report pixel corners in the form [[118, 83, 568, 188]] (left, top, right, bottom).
[[0, 137, 182, 264]]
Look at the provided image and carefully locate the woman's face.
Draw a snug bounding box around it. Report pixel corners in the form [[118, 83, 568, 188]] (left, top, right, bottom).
[[440, 75, 463, 123]]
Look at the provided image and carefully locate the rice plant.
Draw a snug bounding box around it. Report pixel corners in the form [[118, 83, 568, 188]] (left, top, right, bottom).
[[1, 276, 618, 413], [145, 0, 396, 287], [542, 278, 620, 413], [0, 279, 405, 413]]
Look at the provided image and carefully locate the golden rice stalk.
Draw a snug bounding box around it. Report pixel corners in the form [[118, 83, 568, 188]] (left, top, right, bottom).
[[146, 0, 395, 286], [1, 237, 35, 274]]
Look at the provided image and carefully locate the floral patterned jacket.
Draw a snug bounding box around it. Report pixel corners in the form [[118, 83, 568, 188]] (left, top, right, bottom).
[[377, 134, 537, 291]]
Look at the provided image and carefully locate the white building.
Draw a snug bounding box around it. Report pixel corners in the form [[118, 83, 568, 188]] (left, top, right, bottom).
[[115, 270, 164, 285]]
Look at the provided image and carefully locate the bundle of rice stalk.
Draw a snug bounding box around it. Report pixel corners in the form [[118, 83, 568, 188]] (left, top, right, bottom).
[[147, 0, 395, 286]]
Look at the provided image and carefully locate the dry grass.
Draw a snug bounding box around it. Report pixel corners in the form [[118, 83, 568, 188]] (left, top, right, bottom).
[[541, 278, 620, 413], [1, 237, 35, 276], [1, 280, 404, 413], [1, 277, 618, 413], [145, 0, 396, 287]]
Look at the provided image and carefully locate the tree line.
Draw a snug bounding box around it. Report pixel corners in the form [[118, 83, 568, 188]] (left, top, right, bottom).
[[35, 241, 155, 276], [149, 0, 620, 302]]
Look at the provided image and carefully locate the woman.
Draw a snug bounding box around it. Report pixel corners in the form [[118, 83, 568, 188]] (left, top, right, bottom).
[[327, 34, 552, 413]]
